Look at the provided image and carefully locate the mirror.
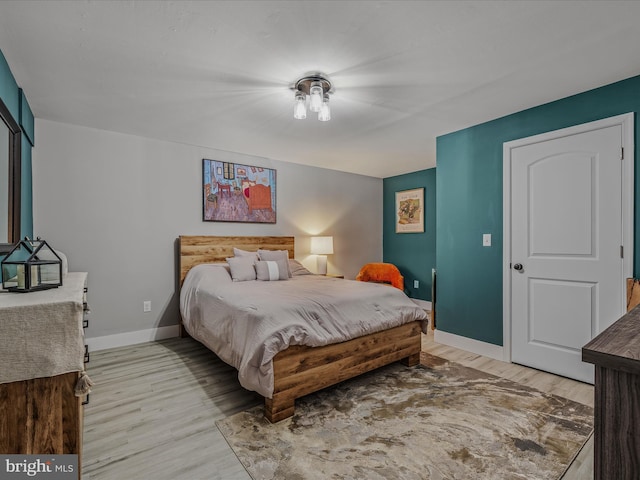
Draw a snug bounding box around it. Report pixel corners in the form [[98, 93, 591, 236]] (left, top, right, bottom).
[[0, 122, 8, 242], [0, 97, 21, 254]]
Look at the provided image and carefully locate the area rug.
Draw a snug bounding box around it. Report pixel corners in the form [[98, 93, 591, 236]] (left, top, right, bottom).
[[216, 354, 593, 480]]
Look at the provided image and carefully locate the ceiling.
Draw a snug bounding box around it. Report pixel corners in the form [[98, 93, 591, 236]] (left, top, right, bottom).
[[1, 1, 640, 178]]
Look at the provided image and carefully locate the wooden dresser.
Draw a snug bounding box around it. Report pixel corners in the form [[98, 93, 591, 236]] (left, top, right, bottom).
[[0, 272, 88, 478], [582, 306, 640, 480]]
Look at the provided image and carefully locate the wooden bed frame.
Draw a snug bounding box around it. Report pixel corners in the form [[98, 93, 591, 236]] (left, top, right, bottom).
[[179, 235, 422, 422]]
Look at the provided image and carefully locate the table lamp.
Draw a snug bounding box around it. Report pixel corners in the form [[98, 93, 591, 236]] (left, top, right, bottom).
[[310, 236, 334, 275]]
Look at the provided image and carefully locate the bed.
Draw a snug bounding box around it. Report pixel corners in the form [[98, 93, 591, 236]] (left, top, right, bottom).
[[178, 235, 428, 422], [240, 180, 272, 214]]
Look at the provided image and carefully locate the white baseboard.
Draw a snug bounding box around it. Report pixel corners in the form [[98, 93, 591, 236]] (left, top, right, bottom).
[[86, 325, 180, 352], [87, 322, 500, 362], [434, 329, 504, 361]]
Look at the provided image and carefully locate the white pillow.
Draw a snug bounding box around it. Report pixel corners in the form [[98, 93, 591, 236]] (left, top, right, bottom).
[[257, 249, 292, 278], [233, 247, 259, 261], [226, 256, 256, 282], [255, 260, 288, 281], [289, 259, 313, 276]]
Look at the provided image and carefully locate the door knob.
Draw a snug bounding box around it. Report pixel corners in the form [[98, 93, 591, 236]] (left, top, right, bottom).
[[513, 263, 523, 271]]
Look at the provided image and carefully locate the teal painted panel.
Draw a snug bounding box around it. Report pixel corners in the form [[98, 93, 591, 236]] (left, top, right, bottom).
[[19, 89, 34, 146], [383, 168, 436, 300], [436, 74, 640, 346], [0, 50, 20, 121]]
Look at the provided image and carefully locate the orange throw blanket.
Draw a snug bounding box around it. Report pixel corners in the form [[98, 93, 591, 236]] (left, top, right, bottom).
[[356, 263, 404, 291]]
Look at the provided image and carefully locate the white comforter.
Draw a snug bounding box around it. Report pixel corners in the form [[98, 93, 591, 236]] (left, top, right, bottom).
[[180, 264, 429, 398]]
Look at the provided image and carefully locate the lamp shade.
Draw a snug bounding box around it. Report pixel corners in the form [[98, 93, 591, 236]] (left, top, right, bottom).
[[310, 236, 334, 255], [318, 94, 331, 122], [309, 82, 323, 112], [294, 91, 306, 119]]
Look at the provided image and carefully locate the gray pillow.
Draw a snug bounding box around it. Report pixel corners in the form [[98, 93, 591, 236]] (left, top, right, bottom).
[[226, 256, 256, 282], [289, 259, 313, 276], [257, 249, 292, 277], [233, 247, 259, 261], [255, 260, 289, 281]]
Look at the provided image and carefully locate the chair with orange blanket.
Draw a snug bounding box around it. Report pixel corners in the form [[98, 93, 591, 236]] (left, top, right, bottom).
[[356, 262, 404, 291]]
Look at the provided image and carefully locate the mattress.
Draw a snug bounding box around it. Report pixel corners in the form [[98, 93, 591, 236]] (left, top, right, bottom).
[[180, 263, 428, 397]]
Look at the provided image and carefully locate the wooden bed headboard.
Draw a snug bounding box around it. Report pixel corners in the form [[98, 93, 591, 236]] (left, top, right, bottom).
[[179, 235, 295, 285]]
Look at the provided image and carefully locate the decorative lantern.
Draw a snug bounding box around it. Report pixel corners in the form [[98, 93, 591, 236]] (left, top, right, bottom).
[[1, 237, 63, 292]]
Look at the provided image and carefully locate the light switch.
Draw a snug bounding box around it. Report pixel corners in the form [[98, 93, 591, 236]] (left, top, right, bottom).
[[483, 234, 491, 247]]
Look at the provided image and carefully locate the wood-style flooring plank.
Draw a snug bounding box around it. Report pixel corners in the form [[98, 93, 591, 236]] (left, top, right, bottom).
[[82, 338, 259, 480], [83, 333, 593, 479]]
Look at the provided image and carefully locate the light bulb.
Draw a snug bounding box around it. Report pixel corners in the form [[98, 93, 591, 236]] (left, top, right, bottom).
[[318, 94, 331, 121], [294, 91, 306, 119], [309, 81, 323, 112]]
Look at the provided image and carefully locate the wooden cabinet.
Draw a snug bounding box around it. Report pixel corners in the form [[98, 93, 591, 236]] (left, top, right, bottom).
[[0, 272, 88, 479], [0, 372, 82, 455], [582, 306, 640, 480]]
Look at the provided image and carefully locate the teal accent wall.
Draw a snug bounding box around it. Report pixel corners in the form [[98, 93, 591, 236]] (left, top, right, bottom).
[[436, 74, 640, 346], [383, 168, 436, 300], [0, 49, 34, 242], [0, 51, 20, 120]]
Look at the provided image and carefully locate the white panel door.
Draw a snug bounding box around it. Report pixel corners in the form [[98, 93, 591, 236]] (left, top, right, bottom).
[[510, 124, 624, 383]]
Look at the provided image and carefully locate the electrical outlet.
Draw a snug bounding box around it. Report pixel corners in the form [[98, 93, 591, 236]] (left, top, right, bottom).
[[143, 300, 151, 313], [414, 280, 419, 289]]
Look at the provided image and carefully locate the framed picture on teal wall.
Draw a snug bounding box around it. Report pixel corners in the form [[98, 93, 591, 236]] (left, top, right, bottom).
[[395, 188, 424, 233]]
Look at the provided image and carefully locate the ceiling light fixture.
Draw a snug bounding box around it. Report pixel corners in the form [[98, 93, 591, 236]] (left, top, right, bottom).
[[293, 73, 332, 121]]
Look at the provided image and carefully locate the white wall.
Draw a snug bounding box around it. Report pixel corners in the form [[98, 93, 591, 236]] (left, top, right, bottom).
[[33, 119, 383, 345]]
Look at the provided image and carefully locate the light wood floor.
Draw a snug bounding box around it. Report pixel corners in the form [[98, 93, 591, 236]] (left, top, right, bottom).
[[82, 332, 593, 479]]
